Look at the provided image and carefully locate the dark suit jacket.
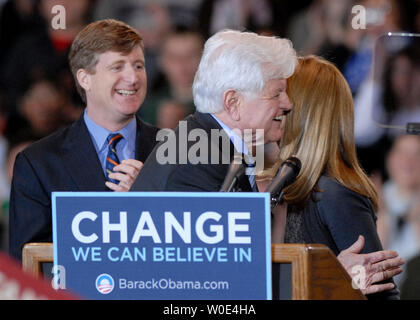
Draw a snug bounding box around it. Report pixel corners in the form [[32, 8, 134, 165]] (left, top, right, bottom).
[[131, 112, 253, 192], [9, 115, 159, 261]]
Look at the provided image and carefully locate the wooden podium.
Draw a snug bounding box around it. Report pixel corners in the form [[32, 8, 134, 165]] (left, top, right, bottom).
[[272, 243, 366, 300], [22, 243, 53, 278], [22, 242, 366, 300]]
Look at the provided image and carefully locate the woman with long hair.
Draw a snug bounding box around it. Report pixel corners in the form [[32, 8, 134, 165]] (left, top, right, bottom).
[[267, 55, 400, 299]]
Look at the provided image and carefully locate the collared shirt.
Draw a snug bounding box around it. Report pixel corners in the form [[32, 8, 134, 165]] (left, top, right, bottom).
[[84, 110, 137, 176], [211, 114, 249, 155], [211, 114, 257, 190]]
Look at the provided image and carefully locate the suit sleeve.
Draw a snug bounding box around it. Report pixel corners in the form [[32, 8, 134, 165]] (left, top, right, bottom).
[[9, 152, 52, 261], [165, 164, 224, 192]]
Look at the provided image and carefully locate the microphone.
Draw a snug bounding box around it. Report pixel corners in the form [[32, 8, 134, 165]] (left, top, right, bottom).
[[219, 153, 247, 192], [266, 156, 301, 207]]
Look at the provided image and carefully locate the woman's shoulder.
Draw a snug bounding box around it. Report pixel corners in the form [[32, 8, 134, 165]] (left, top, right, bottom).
[[314, 175, 375, 219], [316, 175, 360, 201]]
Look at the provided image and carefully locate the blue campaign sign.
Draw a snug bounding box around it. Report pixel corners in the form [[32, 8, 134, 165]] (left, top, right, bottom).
[[52, 192, 271, 300]]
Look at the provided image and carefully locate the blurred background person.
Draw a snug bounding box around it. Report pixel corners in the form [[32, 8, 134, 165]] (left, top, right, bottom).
[[0, 134, 35, 252], [382, 44, 420, 132], [17, 77, 80, 140], [376, 134, 420, 288], [93, 0, 200, 30], [0, 0, 44, 63], [138, 27, 204, 127], [0, 92, 10, 252], [341, 0, 409, 94], [286, 0, 416, 106], [346, 0, 419, 180], [155, 100, 189, 130], [197, 0, 273, 39], [354, 39, 420, 180], [0, 0, 94, 141], [287, 0, 353, 61], [93, 0, 201, 92]]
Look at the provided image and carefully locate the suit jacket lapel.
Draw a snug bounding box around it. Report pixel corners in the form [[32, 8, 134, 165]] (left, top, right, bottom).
[[193, 112, 253, 192], [60, 116, 107, 191], [193, 112, 235, 159], [134, 116, 159, 163]]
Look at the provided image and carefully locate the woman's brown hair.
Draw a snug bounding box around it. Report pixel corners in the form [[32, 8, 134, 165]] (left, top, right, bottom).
[[277, 55, 378, 209]]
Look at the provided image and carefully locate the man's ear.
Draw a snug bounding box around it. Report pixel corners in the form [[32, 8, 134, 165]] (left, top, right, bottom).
[[76, 69, 92, 92], [222, 89, 241, 121]]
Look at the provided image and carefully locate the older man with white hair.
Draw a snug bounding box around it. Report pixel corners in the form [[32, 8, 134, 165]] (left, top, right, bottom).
[[131, 29, 296, 192]]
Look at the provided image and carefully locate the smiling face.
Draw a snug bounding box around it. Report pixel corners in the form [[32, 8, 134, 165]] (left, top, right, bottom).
[[387, 135, 420, 192], [238, 78, 292, 144], [78, 45, 147, 130]]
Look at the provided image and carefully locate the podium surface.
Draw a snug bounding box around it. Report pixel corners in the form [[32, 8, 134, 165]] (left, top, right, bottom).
[[22, 242, 365, 300]]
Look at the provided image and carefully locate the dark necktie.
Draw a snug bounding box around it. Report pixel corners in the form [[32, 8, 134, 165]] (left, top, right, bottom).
[[246, 162, 258, 192], [106, 133, 123, 184]]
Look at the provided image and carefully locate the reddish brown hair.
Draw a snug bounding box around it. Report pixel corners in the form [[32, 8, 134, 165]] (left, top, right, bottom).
[[279, 55, 378, 209], [69, 19, 144, 103]]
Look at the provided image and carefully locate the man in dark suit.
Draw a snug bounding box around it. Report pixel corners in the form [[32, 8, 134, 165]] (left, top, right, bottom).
[[9, 19, 159, 261]]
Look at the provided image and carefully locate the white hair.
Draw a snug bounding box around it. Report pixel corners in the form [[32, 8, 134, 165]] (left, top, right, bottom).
[[192, 29, 297, 114]]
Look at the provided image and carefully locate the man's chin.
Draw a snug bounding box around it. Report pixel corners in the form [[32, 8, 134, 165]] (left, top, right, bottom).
[[116, 100, 143, 114]]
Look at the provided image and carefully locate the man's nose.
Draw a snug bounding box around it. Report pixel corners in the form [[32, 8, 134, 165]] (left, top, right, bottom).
[[280, 94, 293, 114], [123, 66, 139, 83]]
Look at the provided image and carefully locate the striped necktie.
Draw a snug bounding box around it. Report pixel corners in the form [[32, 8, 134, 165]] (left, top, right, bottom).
[[105, 133, 123, 184], [246, 162, 258, 192]]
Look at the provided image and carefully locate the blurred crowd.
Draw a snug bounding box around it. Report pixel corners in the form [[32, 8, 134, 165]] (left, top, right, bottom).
[[0, 0, 419, 298]]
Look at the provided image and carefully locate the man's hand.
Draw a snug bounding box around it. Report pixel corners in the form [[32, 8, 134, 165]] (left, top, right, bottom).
[[337, 235, 404, 295], [105, 159, 144, 192]]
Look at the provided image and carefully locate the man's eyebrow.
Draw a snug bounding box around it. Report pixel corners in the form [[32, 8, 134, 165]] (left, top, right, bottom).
[[106, 60, 124, 67], [107, 59, 145, 67]]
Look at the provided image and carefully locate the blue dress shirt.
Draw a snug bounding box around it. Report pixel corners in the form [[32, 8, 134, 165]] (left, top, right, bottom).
[[83, 110, 137, 176]]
